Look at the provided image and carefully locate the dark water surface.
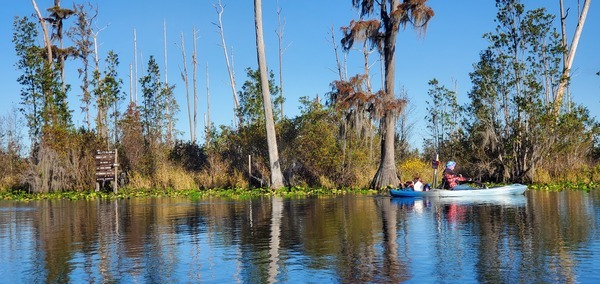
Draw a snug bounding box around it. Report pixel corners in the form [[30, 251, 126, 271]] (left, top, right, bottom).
[[1, 190, 599, 283]]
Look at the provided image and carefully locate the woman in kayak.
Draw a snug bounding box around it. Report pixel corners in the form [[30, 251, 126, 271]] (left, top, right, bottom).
[[441, 161, 471, 189]]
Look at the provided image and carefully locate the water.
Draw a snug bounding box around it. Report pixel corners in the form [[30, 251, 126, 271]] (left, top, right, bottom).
[[1, 190, 599, 283]]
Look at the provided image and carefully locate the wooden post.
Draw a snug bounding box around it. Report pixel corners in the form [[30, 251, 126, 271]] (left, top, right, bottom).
[[248, 155, 252, 183], [432, 154, 439, 189], [113, 148, 119, 194]]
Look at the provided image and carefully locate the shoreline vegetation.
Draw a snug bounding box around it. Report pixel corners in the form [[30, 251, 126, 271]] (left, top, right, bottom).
[[1, 182, 597, 202], [0, 187, 379, 201]]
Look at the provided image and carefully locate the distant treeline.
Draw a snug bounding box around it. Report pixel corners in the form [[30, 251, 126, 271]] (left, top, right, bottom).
[[1, 1, 598, 193]]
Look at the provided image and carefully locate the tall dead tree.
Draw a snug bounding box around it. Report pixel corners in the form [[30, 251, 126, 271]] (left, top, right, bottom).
[[329, 25, 345, 81], [192, 26, 199, 145], [275, 0, 286, 120], [163, 20, 175, 145], [134, 28, 138, 103], [31, 0, 53, 63], [214, 1, 240, 126], [254, 0, 284, 189], [554, 0, 590, 115], [205, 63, 211, 146], [179, 32, 193, 142]]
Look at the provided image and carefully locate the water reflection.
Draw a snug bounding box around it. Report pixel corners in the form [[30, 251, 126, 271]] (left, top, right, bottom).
[[0, 190, 599, 283]]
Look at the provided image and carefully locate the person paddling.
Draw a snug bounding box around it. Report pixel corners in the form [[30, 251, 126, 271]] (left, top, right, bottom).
[[441, 161, 470, 190]]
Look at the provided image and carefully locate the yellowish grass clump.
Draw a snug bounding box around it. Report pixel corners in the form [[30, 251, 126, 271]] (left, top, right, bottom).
[[127, 171, 153, 190], [398, 157, 439, 185], [154, 163, 198, 190], [534, 168, 553, 184]]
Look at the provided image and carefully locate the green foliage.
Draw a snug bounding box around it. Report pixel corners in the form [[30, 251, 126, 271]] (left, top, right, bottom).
[[0, 186, 380, 201], [285, 105, 344, 186], [139, 55, 178, 146], [140, 55, 163, 143], [423, 78, 461, 160], [237, 67, 282, 125], [460, 0, 591, 184], [68, 3, 95, 130], [14, 16, 45, 145], [93, 51, 124, 144]]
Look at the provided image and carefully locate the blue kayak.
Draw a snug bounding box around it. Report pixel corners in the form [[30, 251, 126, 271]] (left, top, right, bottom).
[[390, 183, 527, 198]]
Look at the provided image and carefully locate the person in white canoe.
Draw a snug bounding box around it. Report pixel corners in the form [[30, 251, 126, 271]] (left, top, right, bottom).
[[441, 161, 471, 190]]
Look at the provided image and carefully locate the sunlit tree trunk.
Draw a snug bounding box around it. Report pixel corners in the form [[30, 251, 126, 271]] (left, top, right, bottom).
[[205, 63, 211, 146], [254, 0, 284, 189], [371, 0, 401, 189], [215, 1, 240, 126], [192, 26, 199, 145], [330, 26, 345, 81], [163, 20, 174, 146], [180, 32, 193, 142], [276, 0, 285, 120], [554, 0, 590, 115], [31, 0, 52, 64]]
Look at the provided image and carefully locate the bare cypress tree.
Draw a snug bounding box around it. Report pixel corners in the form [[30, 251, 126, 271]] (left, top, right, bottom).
[[31, 0, 52, 64], [205, 62, 211, 146], [192, 26, 199, 145], [254, 0, 284, 189], [214, 0, 240, 126], [554, 0, 590, 115], [179, 32, 193, 142], [275, 0, 286, 120], [134, 28, 138, 103], [163, 19, 174, 145], [328, 25, 345, 81]]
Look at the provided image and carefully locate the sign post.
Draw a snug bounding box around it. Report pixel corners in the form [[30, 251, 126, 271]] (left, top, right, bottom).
[[95, 149, 119, 193], [432, 154, 440, 188]]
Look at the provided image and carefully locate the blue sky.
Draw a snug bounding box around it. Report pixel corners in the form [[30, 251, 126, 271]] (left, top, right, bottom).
[[1, 0, 598, 150]]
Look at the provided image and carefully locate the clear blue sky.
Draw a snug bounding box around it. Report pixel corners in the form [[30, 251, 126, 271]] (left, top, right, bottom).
[[1, 0, 598, 151]]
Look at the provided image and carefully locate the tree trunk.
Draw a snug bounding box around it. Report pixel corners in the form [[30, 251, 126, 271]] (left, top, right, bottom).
[[254, 0, 284, 189], [134, 29, 138, 103], [276, 0, 285, 120], [180, 32, 193, 142], [371, 114, 399, 189], [163, 20, 174, 145], [554, 0, 590, 115], [330, 26, 345, 81], [205, 63, 211, 146], [215, 1, 240, 126], [31, 0, 52, 64], [371, 14, 400, 190], [192, 26, 199, 144]]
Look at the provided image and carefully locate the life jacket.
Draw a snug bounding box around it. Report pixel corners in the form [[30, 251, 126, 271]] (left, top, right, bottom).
[[442, 168, 466, 189]]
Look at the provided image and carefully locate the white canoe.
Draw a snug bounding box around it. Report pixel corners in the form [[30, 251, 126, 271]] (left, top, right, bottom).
[[390, 183, 527, 198]]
